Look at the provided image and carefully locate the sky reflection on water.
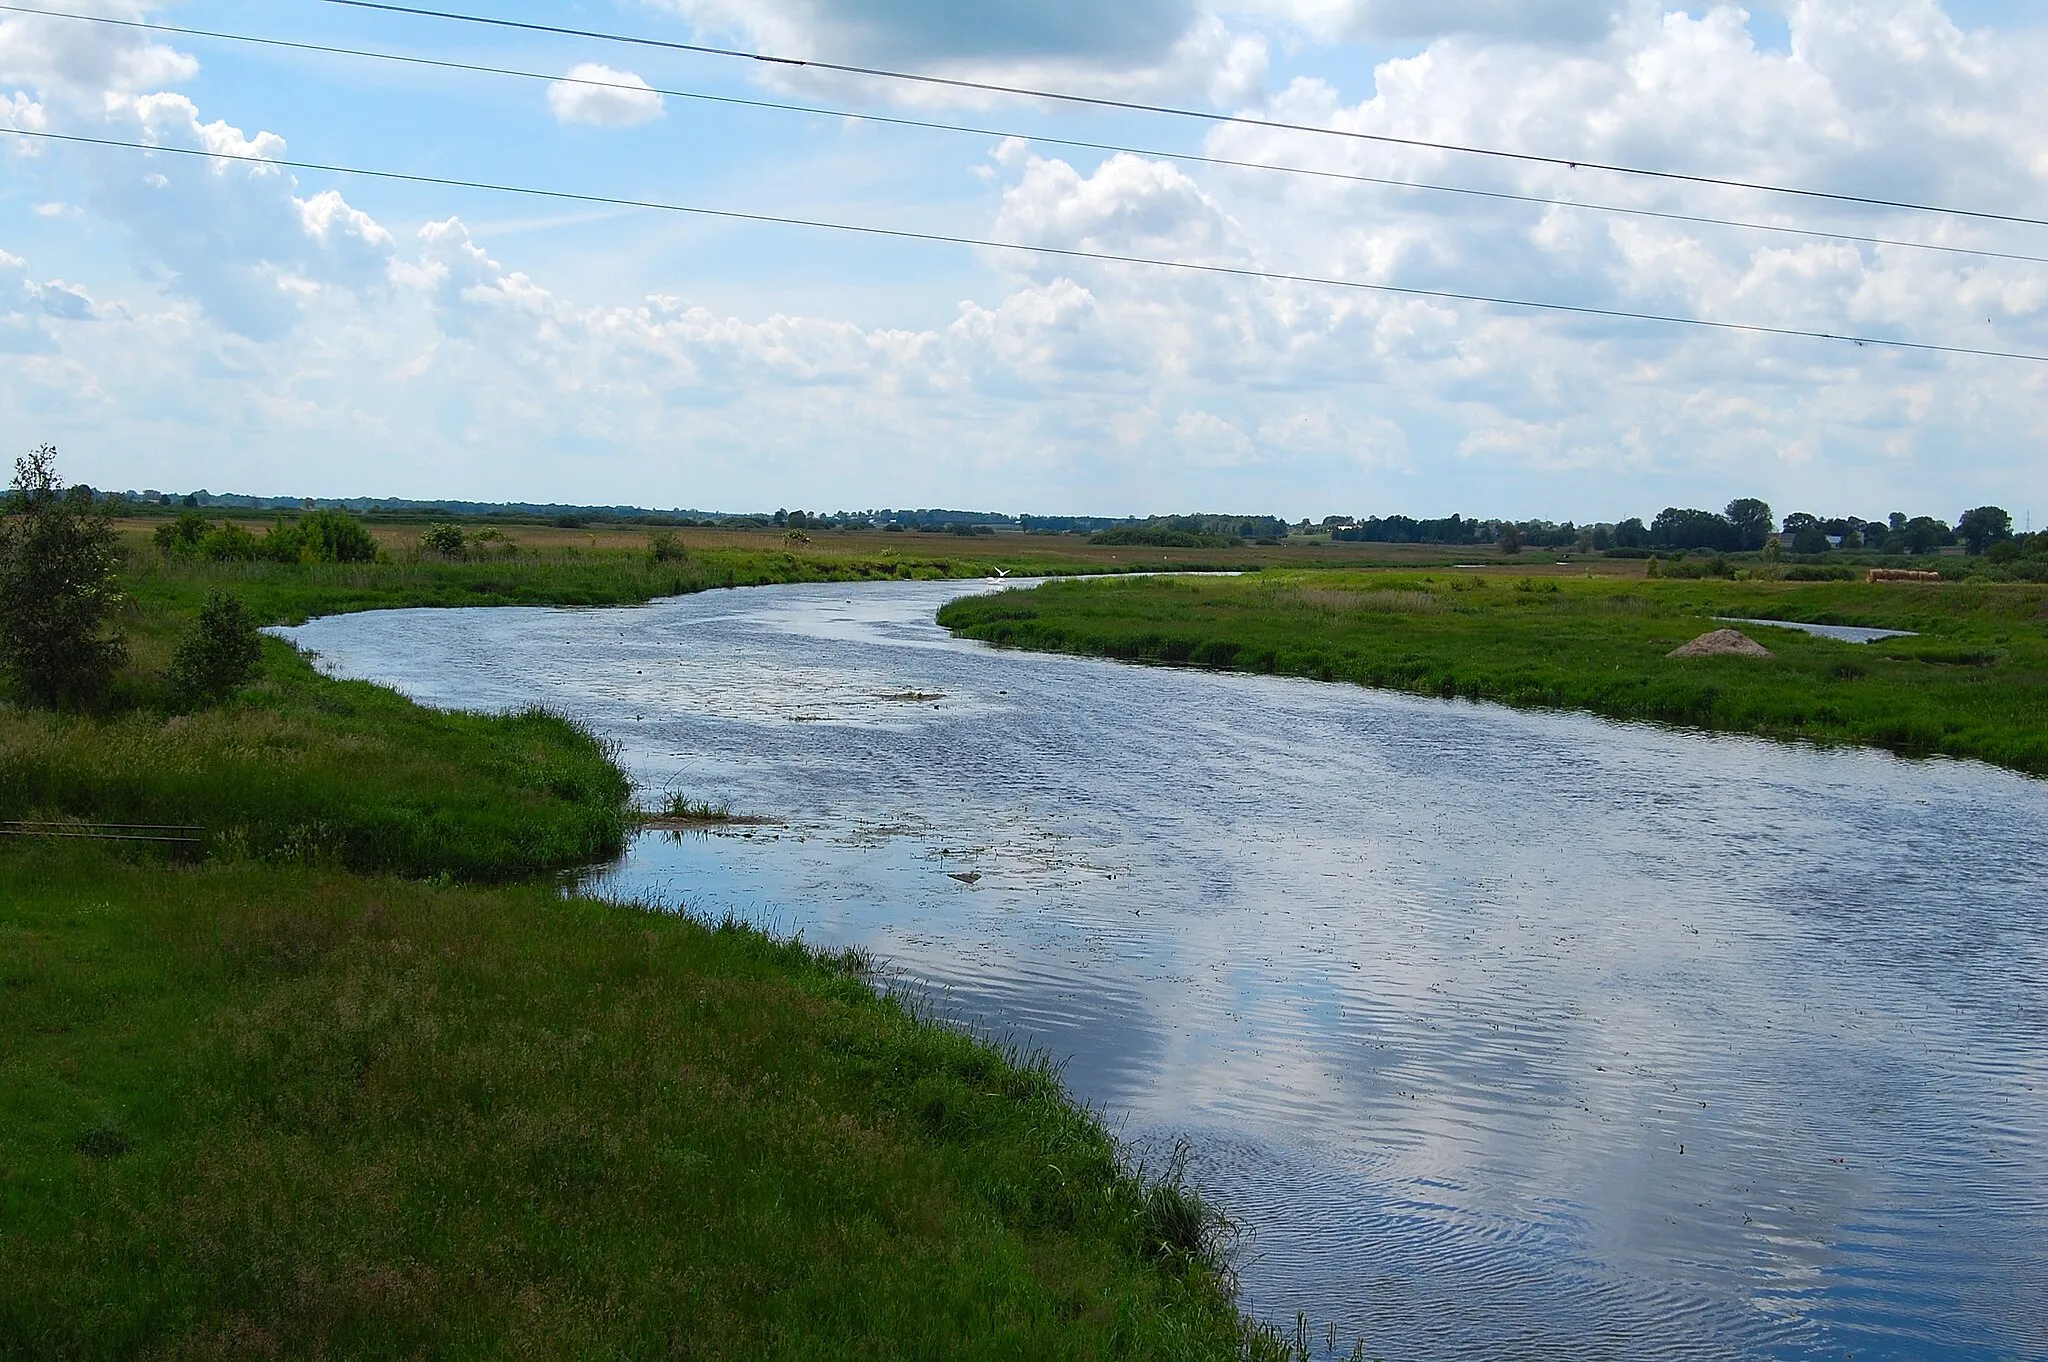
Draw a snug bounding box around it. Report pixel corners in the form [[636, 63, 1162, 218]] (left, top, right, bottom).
[[282, 580, 2048, 1360]]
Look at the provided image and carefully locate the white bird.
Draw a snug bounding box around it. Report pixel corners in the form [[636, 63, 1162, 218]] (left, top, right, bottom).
[[988, 567, 1011, 579]]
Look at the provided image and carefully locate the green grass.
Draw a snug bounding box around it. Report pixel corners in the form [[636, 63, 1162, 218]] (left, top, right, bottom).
[[0, 846, 1265, 1359], [937, 571, 2048, 774], [0, 552, 1275, 1358], [0, 644, 629, 881]]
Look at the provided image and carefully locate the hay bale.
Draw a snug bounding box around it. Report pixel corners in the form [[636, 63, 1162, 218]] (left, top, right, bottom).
[[1866, 568, 1943, 583], [1667, 629, 1773, 659]]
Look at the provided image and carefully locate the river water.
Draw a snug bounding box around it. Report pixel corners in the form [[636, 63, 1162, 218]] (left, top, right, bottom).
[[281, 579, 2047, 1361]]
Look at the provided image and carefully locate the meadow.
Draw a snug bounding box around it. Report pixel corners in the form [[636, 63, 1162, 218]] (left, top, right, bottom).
[[937, 569, 2048, 775], [0, 534, 1284, 1359]]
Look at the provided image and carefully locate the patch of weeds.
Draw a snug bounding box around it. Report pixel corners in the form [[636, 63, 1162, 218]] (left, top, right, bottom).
[[1134, 1137, 1233, 1268], [75, 1120, 132, 1160], [661, 794, 733, 821]]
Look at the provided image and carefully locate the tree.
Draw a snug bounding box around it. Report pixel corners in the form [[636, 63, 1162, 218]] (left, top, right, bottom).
[[1650, 507, 1733, 551], [1901, 516, 1947, 555], [1792, 524, 1831, 555], [0, 445, 128, 706], [1956, 505, 2013, 556], [169, 590, 263, 705], [1498, 522, 1523, 554], [1723, 498, 1774, 551]]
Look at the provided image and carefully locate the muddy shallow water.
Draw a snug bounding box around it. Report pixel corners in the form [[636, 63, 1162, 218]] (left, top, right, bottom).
[[283, 580, 2047, 1360]]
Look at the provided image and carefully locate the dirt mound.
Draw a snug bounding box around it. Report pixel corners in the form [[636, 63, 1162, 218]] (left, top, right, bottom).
[[1667, 629, 1773, 659]]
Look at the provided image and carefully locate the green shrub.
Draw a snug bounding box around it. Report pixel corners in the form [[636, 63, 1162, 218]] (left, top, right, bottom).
[[296, 509, 380, 563], [1090, 527, 1239, 548], [153, 512, 213, 556], [200, 521, 263, 562], [421, 522, 467, 559], [169, 590, 264, 705]]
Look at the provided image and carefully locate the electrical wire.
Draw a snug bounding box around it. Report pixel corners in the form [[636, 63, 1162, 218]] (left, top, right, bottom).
[[313, 0, 2048, 230], [5, 125, 2042, 364], [5, 3, 2044, 268]]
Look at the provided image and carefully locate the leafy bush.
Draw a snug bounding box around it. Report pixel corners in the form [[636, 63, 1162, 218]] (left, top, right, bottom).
[[200, 521, 263, 562], [155, 511, 379, 565], [648, 530, 687, 563], [422, 522, 467, 559], [169, 590, 264, 705], [1658, 554, 1736, 580], [0, 446, 128, 707], [291, 509, 379, 563], [153, 512, 213, 556]]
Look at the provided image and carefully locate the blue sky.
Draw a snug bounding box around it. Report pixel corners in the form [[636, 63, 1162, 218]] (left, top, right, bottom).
[[3, 0, 2046, 522]]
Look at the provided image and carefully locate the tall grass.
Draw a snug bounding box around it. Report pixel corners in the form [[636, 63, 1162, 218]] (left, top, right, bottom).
[[940, 572, 2048, 774], [0, 641, 628, 880], [0, 846, 1279, 1359]]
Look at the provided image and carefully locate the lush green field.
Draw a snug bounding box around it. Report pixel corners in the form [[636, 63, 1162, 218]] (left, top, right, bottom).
[[0, 847, 1262, 1359], [1, 550, 1275, 1359], [0, 647, 629, 881], [938, 571, 2048, 774]]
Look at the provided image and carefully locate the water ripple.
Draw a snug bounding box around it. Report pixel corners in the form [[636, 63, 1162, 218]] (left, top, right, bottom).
[[283, 581, 2048, 1360]]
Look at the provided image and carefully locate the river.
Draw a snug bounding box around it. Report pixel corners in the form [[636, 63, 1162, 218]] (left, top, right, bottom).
[[281, 578, 2048, 1361]]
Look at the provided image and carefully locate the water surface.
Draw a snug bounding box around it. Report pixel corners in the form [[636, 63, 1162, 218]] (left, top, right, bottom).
[[1713, 617, 1918, 644], [283, 581, 2047, 1360]]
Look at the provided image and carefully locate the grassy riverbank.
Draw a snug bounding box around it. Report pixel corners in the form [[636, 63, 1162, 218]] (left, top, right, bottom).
[[1, 552, 1276, 1358], [938, 571, 2048, 774], [0, 850, 1261, 1358]]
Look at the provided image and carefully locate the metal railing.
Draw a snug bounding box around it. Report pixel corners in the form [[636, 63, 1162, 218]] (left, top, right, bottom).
[[1, 820, 206, 847]]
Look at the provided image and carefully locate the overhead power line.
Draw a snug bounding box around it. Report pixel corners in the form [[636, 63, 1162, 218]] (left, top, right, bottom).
[[313, 0, 2048, 230], [5, 126, 2042, 364], [5, 5, 2044, 269]]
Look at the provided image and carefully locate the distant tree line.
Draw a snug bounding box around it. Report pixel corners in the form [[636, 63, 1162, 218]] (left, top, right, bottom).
[[1319, 498, 2033, 560], [1088, 514, 1289, 548]]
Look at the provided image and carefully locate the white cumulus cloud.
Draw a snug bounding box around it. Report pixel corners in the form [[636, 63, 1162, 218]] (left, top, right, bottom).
[[3, 0, 2047, 519], [546, 64, 665, 127], [0, 2, 194, 102], [74, 93, 397, 340]]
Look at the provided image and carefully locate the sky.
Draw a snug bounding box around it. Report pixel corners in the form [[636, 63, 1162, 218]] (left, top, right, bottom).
[[2, 0, 2046, 522]]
